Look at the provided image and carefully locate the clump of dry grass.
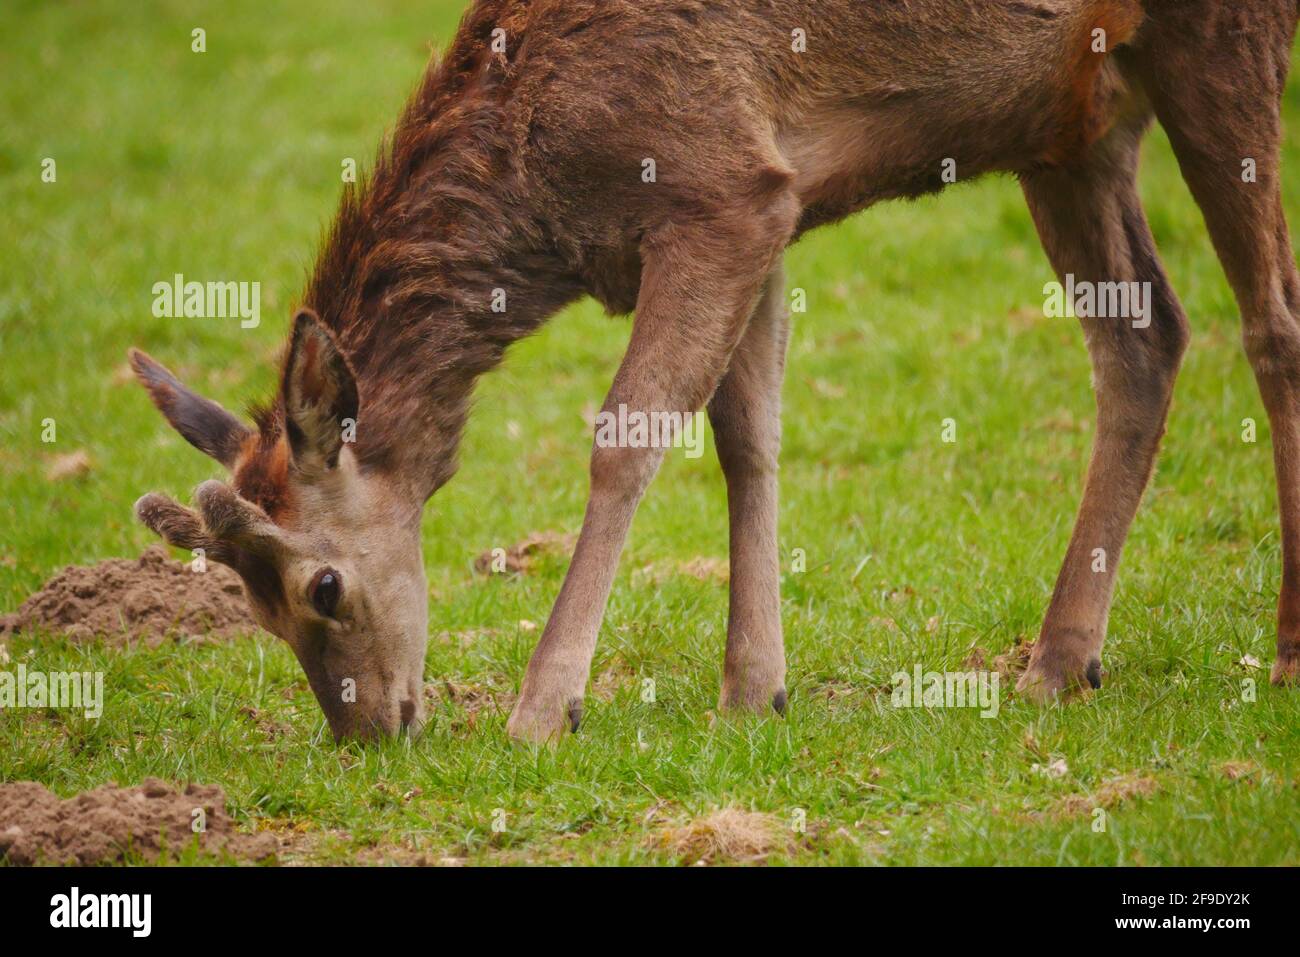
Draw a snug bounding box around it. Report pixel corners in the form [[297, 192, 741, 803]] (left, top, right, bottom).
[[963, 635, 1036, 678], [1220, 761, 1260, 782], [631, 556, 730, 587], [43, 450, 93, 481], [1052, 774, 1159, 817], [473, 531, 576, 576], [650, 808, 790, 865]]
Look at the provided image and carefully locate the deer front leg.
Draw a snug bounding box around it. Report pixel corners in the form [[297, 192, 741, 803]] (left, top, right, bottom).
[[708, 262, 789, 714], [1016, 116, 1190, 701], [506, 201, 797, 743]]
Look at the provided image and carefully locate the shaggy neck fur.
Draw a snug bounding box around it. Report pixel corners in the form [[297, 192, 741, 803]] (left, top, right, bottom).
[[293, 1, 582, 500]]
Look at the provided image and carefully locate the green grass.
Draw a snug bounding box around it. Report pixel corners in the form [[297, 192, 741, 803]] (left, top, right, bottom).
[[2, 0, 1299, 865]]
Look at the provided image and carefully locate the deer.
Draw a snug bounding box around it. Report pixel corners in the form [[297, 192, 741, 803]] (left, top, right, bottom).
[[130, 0, 1300, 743]]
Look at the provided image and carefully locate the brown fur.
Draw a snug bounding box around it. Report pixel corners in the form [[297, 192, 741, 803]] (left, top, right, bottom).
[[271, 0, 1158, 494], [1046, 1, 1144, 164], [132, 0, 1300, 742], [232, 425, 293, 522]]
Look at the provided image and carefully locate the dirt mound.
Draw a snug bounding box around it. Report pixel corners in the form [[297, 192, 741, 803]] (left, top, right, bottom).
[[0, 778, 279, 865], [0, 546, 256, 646]]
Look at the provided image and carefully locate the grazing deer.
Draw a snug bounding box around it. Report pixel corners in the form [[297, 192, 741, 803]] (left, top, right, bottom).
[[131, 0, 1300, 742]]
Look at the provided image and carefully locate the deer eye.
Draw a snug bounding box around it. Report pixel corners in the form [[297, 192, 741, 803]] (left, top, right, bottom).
[[309, 568, 342, 618]]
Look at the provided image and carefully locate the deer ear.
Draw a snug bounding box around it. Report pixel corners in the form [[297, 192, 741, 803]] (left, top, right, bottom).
[[281, 308, 358, 472], [129, 348, 253, 468]]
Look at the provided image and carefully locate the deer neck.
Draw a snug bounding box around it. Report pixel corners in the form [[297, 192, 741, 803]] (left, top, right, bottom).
[[303, 107, 582, 502]]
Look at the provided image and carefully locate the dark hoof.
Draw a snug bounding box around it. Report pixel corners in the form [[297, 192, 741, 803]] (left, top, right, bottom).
[[1085, 659, 1103, 690], [566, 698, 583, 734], [772, 688, 788, 715]]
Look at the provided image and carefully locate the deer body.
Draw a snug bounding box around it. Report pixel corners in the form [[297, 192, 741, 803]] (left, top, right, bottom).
[[132, 0, 1300, 741]]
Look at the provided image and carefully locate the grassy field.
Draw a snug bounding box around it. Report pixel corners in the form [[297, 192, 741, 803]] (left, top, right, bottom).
[[2, 0, 1299, 865]]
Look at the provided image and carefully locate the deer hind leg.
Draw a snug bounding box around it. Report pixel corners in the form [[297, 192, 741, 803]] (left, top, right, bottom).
[[1134, 4, 1300, 684], [1017, 110, 1191, 701], [707, 261, 789, 714], [506, 195, 799, 744]]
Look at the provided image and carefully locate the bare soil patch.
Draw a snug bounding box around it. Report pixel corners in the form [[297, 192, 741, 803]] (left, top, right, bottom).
[[0, 778, 278, 865], [0, 545, 255, 646]]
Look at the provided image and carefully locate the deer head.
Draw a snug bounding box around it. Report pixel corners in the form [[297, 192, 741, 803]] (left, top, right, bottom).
[[130, 309, 428, 742]]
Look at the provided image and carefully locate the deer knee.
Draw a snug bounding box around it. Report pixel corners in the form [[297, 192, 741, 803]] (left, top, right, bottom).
[[1243, 314, 1300, 383], [1153, 316, 1191, 385], [711, 415, 780, 480], [589, 442, 661, 506], [717, 445, 779, 488], [1094, 319, 1185, 394]]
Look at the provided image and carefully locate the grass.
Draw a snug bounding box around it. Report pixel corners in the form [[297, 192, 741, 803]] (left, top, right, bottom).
[[2, 0, 1299, 865]]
